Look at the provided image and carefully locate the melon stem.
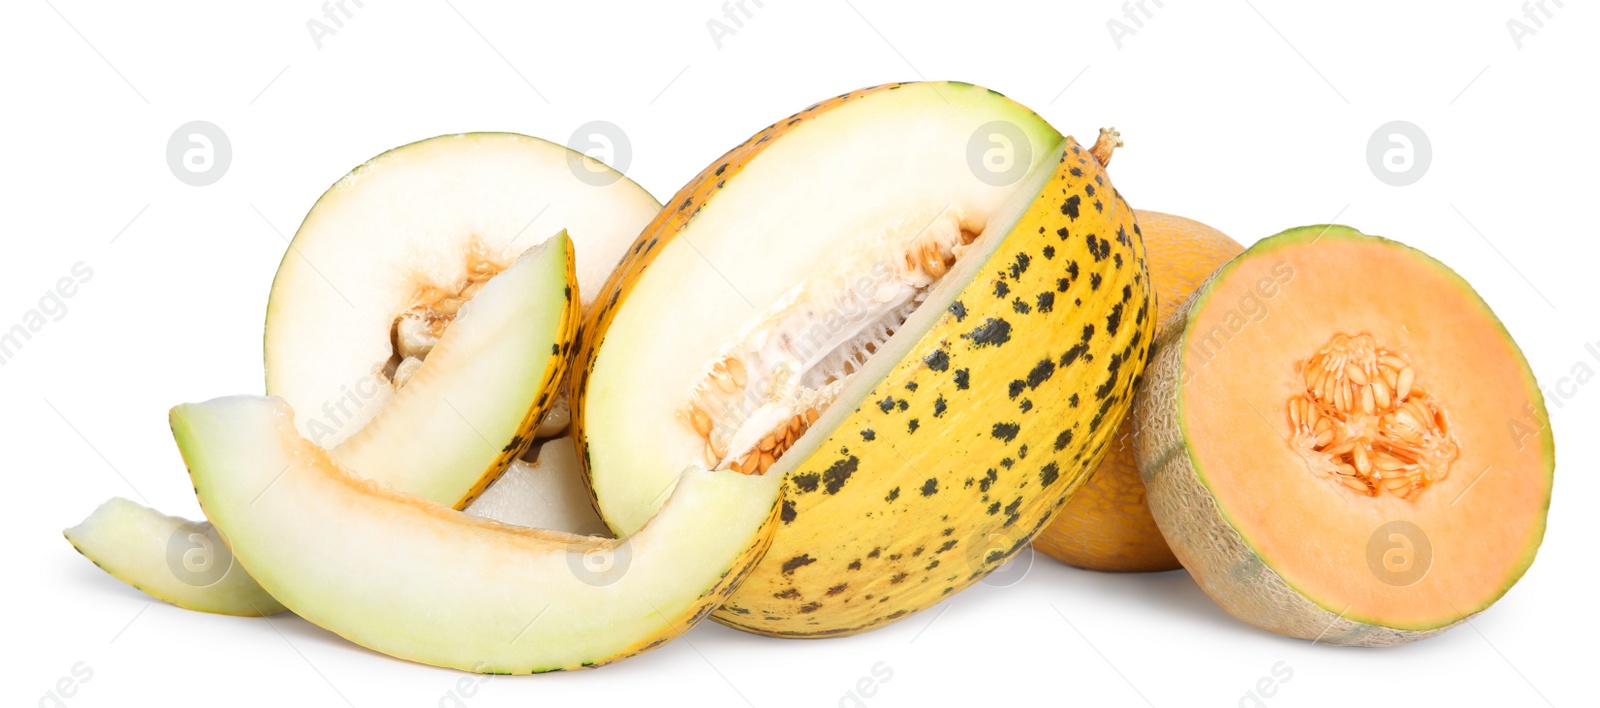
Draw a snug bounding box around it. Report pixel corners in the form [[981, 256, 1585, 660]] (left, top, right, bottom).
[[1089, 127, 1122, 168]]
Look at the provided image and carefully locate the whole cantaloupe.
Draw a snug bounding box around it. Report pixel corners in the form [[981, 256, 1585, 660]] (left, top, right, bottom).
[[1033, 211, 1242, 572]]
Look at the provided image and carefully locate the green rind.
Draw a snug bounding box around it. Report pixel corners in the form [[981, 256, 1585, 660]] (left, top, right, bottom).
[[1135, 224, 1554, 645]]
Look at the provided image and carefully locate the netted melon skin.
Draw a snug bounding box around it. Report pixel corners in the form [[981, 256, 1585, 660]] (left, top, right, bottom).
[[1132, 276, 1453, 647]]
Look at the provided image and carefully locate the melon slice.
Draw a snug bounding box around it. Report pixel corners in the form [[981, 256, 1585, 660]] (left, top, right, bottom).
[[266, 132, 658, 506], [1134, 224, 1553, 645], [66, 230, 581, 614], [173, 395, 784, 672], [576, 82, 1154, 636], [65, 498, 286, 617], [1034, 211, 1243, 572]]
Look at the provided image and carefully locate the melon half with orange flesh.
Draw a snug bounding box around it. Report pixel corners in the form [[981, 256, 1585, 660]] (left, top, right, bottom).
[[1133, 224, 1553, 645]]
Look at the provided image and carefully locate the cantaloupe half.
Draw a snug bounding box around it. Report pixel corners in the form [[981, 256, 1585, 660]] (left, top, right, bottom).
[[1134, 225, 1553, 645], [577, 82, 1153, 636], [1034, 211, 1243, 572], [173, 395, 783, 672]]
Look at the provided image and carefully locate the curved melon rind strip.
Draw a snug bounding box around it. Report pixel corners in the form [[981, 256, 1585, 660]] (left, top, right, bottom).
[[173, 395, 783, 672], [1133, 224, 1553, 646], [63, 498, 287, 617]]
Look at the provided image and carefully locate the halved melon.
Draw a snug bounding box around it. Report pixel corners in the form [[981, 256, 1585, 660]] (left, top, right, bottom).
[[1034, 210, 1243, 572], [173, 395, 784, 672], [65, 498, 286, 617], [576, 82, 1154, 636], [265, 132, 659, 507], [1133, 225, 1553, 645]]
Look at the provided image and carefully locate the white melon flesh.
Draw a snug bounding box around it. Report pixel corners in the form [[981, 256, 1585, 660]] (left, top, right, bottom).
[[465, 437, 604, 533], [64, 498, 286, 616], [265, 132, 658, 457], [173, 396, 783, 672], [584, 84, 1062, 535], [329, 233, 575, 505]]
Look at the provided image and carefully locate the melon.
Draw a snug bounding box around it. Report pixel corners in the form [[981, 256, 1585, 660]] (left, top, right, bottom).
[[172, 395, 783, 672], [575, 82, 1154, 636], [68, 133, 655, 615], [1133, 224, 1553, 645], [1034, 211, 1243, 572]]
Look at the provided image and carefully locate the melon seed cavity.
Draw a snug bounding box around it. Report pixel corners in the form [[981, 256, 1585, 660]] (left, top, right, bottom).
[[384, 249, 506, 389], [1286, 333, 1458, 499], [684, 207, 987, 474]]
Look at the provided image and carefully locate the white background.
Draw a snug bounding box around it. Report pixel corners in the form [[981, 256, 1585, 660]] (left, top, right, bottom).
[[5, 1, 1597, 706]]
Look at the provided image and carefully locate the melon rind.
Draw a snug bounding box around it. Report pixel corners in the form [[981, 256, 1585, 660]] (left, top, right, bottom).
[[575, 82, 1156, 637], [1132, 224, 1553, 646]]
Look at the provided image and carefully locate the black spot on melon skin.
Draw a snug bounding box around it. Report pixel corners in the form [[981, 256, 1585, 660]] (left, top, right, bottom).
[[1069, 393, 1081, 407], [986, 501, 1001, 515], [979, 469, 997, 492], [798, 602, 822, 614], [793, 473, 820, 493], [1070, 166, 1083, 177], [1090, 273, 1103, 290], [904, 382, 917, 392], [954, 369, 970, 390], [715, 163, 728, 175], [1000, 457, 1014, 469], [1012, 299, 1031, 315], [678, 197, 692, 211], [781, 555, 815, 575], [1062, 195, 1081, 219], [949, 300, 967, 321], [885, 487, 899, 502], [826, 583, 849, 596], [933, 396, 947, 417], [1084, 183, 1096, 197], [860, 428, 876, 441], [823, 457, 857, 494], [1057, 226, 1070, 241], [1008, 380, 1025, 399], [908, 419, 920, 433], [1036, 292, 1055, 313], [925, 559, 941, 571], [848, 560, 862, 571], [1114, 253, 1123, 268], [963, 318, 1012, 347], [775, 588, 802, 599], [993, 280, 1010, 298], [1095, 352, 1124, 400], [1003, 498, 1023, 527], [1009, 253, 1031, 279], [924, 349, 950, 371], [878, 397, 895, 413], [1040, 462, 1060, 486], [1106, 301, 1124, 337], [781, 499, 796, 523], [890, 573, 909, 584], [1054, 429, 1074, 451], [1090, 396, 1117, 433], [937, 539, 959, 554], [921, 478, 939, 496], [1018, 444, 1028, 460], [868, 548, 881, 558], [897, 400, 909, 412], [1056, 278, 1070, 292], [1042, 245, 1055, 259], [991, 422, 1020, 442], [1026, 359, 1055, 389], [1019, 399, 1033, 413]]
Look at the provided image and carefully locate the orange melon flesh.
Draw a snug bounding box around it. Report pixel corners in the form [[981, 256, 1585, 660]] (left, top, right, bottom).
[[1175, 226, 1551, 631]]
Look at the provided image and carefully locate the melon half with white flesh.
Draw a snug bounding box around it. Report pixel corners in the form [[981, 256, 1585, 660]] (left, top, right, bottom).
[[174, 396, 784, 672], [266, 132, 659, 507], [577, 82, 1153, 636]]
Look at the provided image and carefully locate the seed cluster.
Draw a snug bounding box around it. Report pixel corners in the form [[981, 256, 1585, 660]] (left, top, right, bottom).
[[684, 221, 980, 475], [385, 251, 504, 389], [1287, 333, 1457, 499]]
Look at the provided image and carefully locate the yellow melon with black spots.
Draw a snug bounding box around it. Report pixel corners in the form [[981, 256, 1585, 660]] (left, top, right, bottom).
[[574, 81, 1152, 637]]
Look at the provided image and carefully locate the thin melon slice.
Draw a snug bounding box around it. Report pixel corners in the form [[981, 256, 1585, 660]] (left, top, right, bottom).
[[174, 395, 784, 672], [1134, 225, 1553, 645], [265, 132, 658, 505], [64, 498, 286, 617], [577, 82, 1153, 636]]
